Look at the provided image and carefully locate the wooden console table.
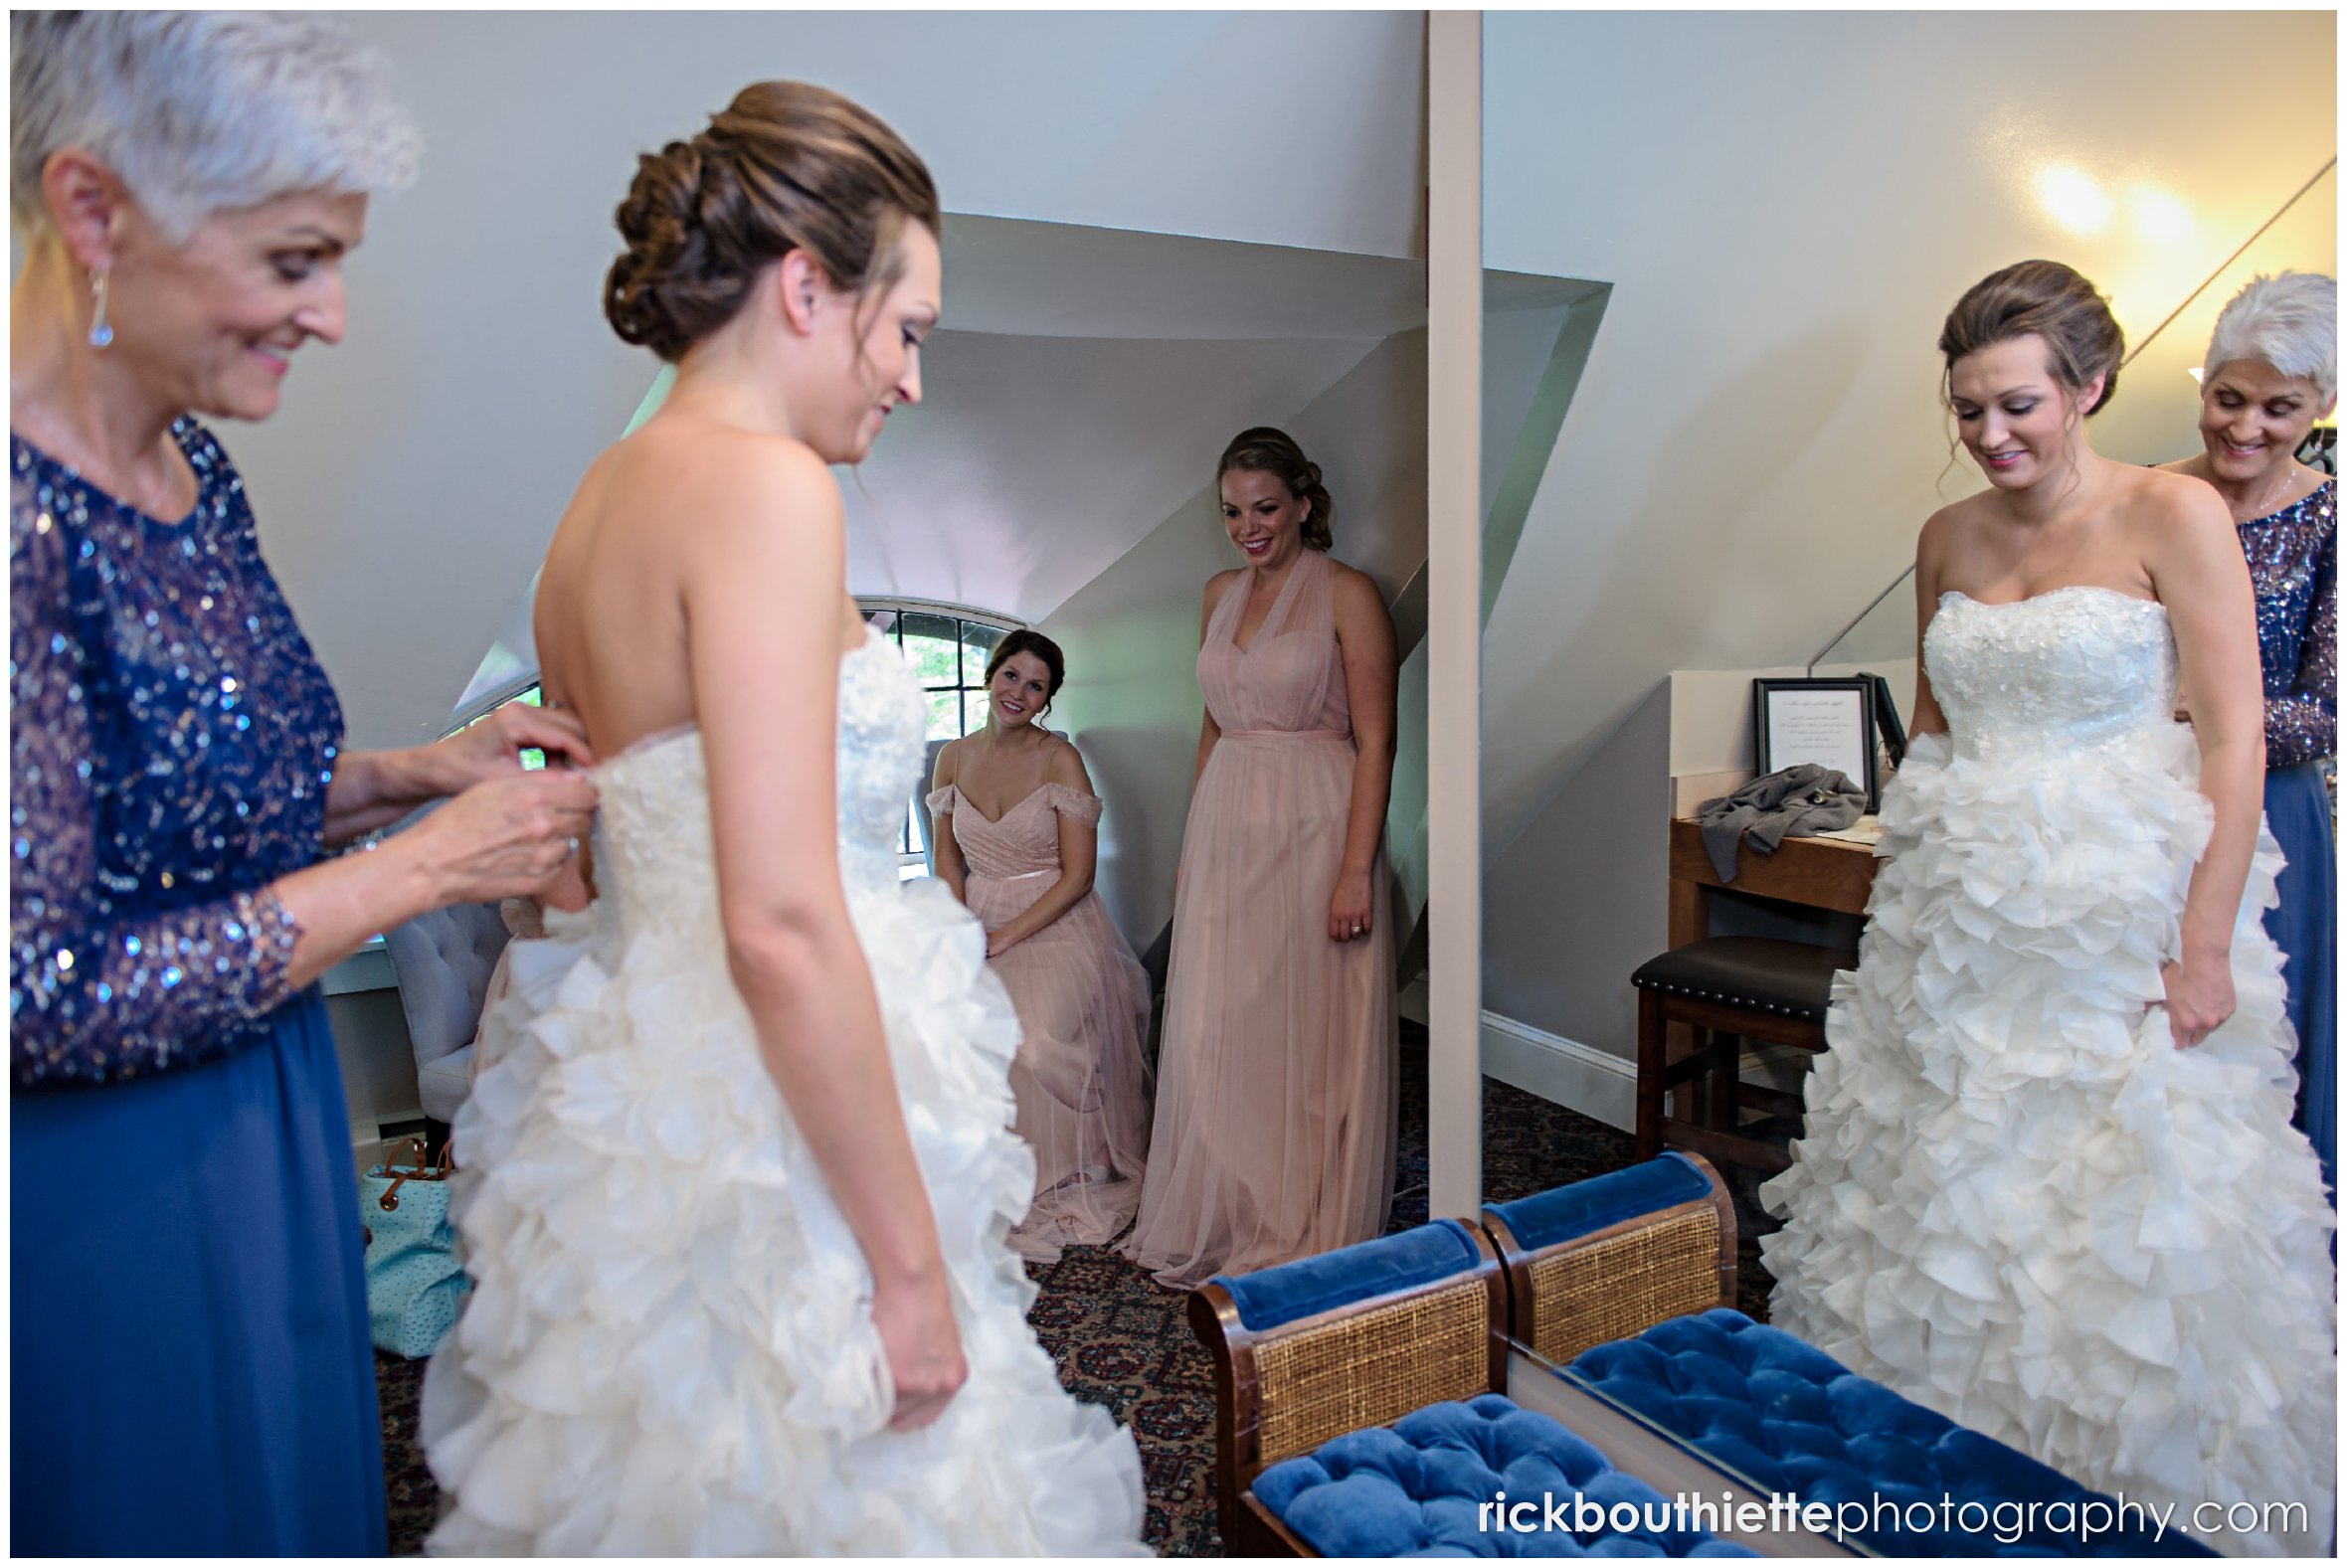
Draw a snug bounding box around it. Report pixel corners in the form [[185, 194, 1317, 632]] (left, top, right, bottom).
[[1667, 817, 1880, 947]]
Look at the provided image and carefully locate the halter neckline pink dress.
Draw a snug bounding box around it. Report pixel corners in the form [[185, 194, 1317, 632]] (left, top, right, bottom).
[[1121, 549, 1398, 1290]]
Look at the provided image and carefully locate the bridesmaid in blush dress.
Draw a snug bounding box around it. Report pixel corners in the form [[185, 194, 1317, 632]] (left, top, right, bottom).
[[930, 630, 1155, 1261], [1122, 427, 1400, 1290]]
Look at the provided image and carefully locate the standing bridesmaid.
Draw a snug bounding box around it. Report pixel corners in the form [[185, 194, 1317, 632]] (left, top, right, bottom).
[[929, 631, 1155, 1260], [2160, 270, 2336, 1200], [1123, 427, 1400, 1289]]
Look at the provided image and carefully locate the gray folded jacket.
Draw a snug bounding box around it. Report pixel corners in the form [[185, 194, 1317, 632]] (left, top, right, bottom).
[[1695, 765, 1866, 882]]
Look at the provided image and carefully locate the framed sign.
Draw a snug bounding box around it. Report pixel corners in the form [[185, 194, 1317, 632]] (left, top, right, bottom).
[[1753, 677, 1880, 809]]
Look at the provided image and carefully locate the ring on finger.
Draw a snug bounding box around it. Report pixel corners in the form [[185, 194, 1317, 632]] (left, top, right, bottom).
[[565, 835, 581, 858]]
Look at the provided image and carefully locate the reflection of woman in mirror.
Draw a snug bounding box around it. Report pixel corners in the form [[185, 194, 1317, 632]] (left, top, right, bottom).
[[1761, 261, 2335, 1551], [1122, 428, 1399, 1289], [928, 630, 1154, 1261], [2156, 271, 2336, 1203]]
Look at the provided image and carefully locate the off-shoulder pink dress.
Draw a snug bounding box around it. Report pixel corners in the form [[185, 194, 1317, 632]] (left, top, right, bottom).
[[1122, 548, 1398, 1289], [928, 779, 1154, 1262]]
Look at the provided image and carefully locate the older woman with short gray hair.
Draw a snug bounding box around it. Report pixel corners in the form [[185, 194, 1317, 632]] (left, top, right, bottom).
[[10, 13, 597, 1553], [2161, 269, 2337, 1203]]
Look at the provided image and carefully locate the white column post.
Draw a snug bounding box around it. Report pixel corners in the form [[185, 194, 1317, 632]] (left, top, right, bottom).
[[1425, 9, 1483, 1221]]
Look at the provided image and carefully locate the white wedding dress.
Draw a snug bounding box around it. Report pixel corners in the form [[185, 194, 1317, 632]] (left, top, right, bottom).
[[420, 628, 1148, 1555], [1761, 587, 2335, 1556]]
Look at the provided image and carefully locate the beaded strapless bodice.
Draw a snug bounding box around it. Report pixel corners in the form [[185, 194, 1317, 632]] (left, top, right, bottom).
[[588, 628, 925, 940], [1925, 588, 2179, 765]]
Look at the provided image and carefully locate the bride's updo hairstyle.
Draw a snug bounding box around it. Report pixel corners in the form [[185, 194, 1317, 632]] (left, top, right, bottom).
[[1216, 427, 1336, 552], [1937, 259, 2125, 419], [605, 81, 940, 362]]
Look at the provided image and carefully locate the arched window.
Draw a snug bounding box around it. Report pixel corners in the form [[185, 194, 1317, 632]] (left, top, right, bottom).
[[447, 599, 1024, 876]]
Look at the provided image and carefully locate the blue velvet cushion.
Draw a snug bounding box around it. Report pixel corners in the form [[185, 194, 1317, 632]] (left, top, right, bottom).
[[1486, 1153, 1714, 1254], [1567, 1311, 2212, 1557], [1255, 1393, 1758, 1558], [1213, 1216, 1483, 1331]]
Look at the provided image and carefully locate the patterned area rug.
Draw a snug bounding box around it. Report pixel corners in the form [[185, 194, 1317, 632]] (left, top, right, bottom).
[[377, 1025, 1775, 1555]]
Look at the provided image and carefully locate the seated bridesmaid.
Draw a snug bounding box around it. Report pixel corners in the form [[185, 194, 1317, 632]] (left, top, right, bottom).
[[927, 630, 1154, 1262]]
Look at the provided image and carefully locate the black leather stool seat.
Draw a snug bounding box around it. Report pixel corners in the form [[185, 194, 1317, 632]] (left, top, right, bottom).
[[1631, 937, 1855, 1023]]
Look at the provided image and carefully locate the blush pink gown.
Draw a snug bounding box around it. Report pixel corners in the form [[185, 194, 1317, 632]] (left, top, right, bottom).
[[928, 779, 1155, 1262], [1122, 548, 1399, 1289]]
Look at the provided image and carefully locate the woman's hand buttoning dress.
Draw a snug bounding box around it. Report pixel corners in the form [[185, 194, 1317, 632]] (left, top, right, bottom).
[[1122, 427, 1401, 1290], [1761, 261, 2335, 1556], [9, 14, 594, 1556], [927, 630, 1155, 1261]]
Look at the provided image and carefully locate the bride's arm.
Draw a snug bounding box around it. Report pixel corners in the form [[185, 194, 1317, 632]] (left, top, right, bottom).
[[1905, 510, 1953, 740], [2149, 481, 2268, 1049], [683, 436, 963, 1429]]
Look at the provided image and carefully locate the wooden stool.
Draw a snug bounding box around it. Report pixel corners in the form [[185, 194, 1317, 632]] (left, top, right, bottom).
[[1630, 936, 1853, 1173]]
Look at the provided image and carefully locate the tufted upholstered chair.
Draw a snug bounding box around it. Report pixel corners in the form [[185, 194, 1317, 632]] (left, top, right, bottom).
[[382, 900, 514, 1133]]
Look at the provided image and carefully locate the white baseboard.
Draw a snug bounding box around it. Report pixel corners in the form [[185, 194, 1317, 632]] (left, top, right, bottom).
[[1480, 1010, 1636, 1132]]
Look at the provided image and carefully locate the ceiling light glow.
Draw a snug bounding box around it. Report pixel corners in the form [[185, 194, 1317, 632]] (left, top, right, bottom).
[[2036, 164, 2114, 236], [2130, 185, 2194, 243]]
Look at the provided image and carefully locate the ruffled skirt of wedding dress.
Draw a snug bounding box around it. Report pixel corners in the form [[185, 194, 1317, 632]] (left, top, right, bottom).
[[418, 878, 1147, 1556], [1759, 730, 2336, 1557]]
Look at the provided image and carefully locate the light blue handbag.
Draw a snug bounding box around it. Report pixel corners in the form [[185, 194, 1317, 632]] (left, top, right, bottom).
[[359, 1137, 469, 1359]]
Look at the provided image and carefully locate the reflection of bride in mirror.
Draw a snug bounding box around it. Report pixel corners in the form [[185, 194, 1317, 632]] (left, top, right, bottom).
[[1122, 428, 1399, 1290], [2154, 270, 2336, 1204], [1760, 261, 2334, 1554], [927, 630, 1154, 1261]]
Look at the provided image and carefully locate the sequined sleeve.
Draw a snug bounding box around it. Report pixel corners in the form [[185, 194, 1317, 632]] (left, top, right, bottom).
[[2266, 513, 2335, 770], [9, 492, 302, 1085]]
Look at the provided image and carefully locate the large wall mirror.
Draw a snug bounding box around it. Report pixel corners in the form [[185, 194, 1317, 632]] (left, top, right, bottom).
[[1474, 9, 2333, 1220]]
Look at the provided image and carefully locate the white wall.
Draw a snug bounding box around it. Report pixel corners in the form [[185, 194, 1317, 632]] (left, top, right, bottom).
[[1478, 11, 2336, 1097], [222, 11, 1426, 751]]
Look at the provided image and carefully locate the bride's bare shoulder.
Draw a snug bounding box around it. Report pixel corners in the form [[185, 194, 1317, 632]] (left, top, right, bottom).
[[609, 420, 841, 539]]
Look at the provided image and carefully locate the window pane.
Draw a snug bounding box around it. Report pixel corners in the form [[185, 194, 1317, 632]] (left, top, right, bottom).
[[866, 608, 900, 636], [902, 612, 960, 686], [925, 689, 961, 743], [961, 619, 1003, 683]]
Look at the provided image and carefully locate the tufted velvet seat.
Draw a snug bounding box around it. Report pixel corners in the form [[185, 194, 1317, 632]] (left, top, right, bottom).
[[1566, 1310, 2213, 1557], [1253, 1393, 1757, 1558], [1189, 1219, 1512, 1555], [382, 899, 513, 1126]]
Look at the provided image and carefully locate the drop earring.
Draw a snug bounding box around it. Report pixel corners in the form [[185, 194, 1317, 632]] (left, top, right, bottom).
[[89, 267, 113, 349]]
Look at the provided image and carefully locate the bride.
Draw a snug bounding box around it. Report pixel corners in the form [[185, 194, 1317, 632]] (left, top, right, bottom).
[[1760, 261, 2334, 1555], [419, 82, 1146, 1555]]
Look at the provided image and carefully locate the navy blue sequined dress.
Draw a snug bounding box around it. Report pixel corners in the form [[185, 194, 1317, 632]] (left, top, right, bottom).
[[9, 424, 384, 1553], [2243, 478, 2336, 1201]]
